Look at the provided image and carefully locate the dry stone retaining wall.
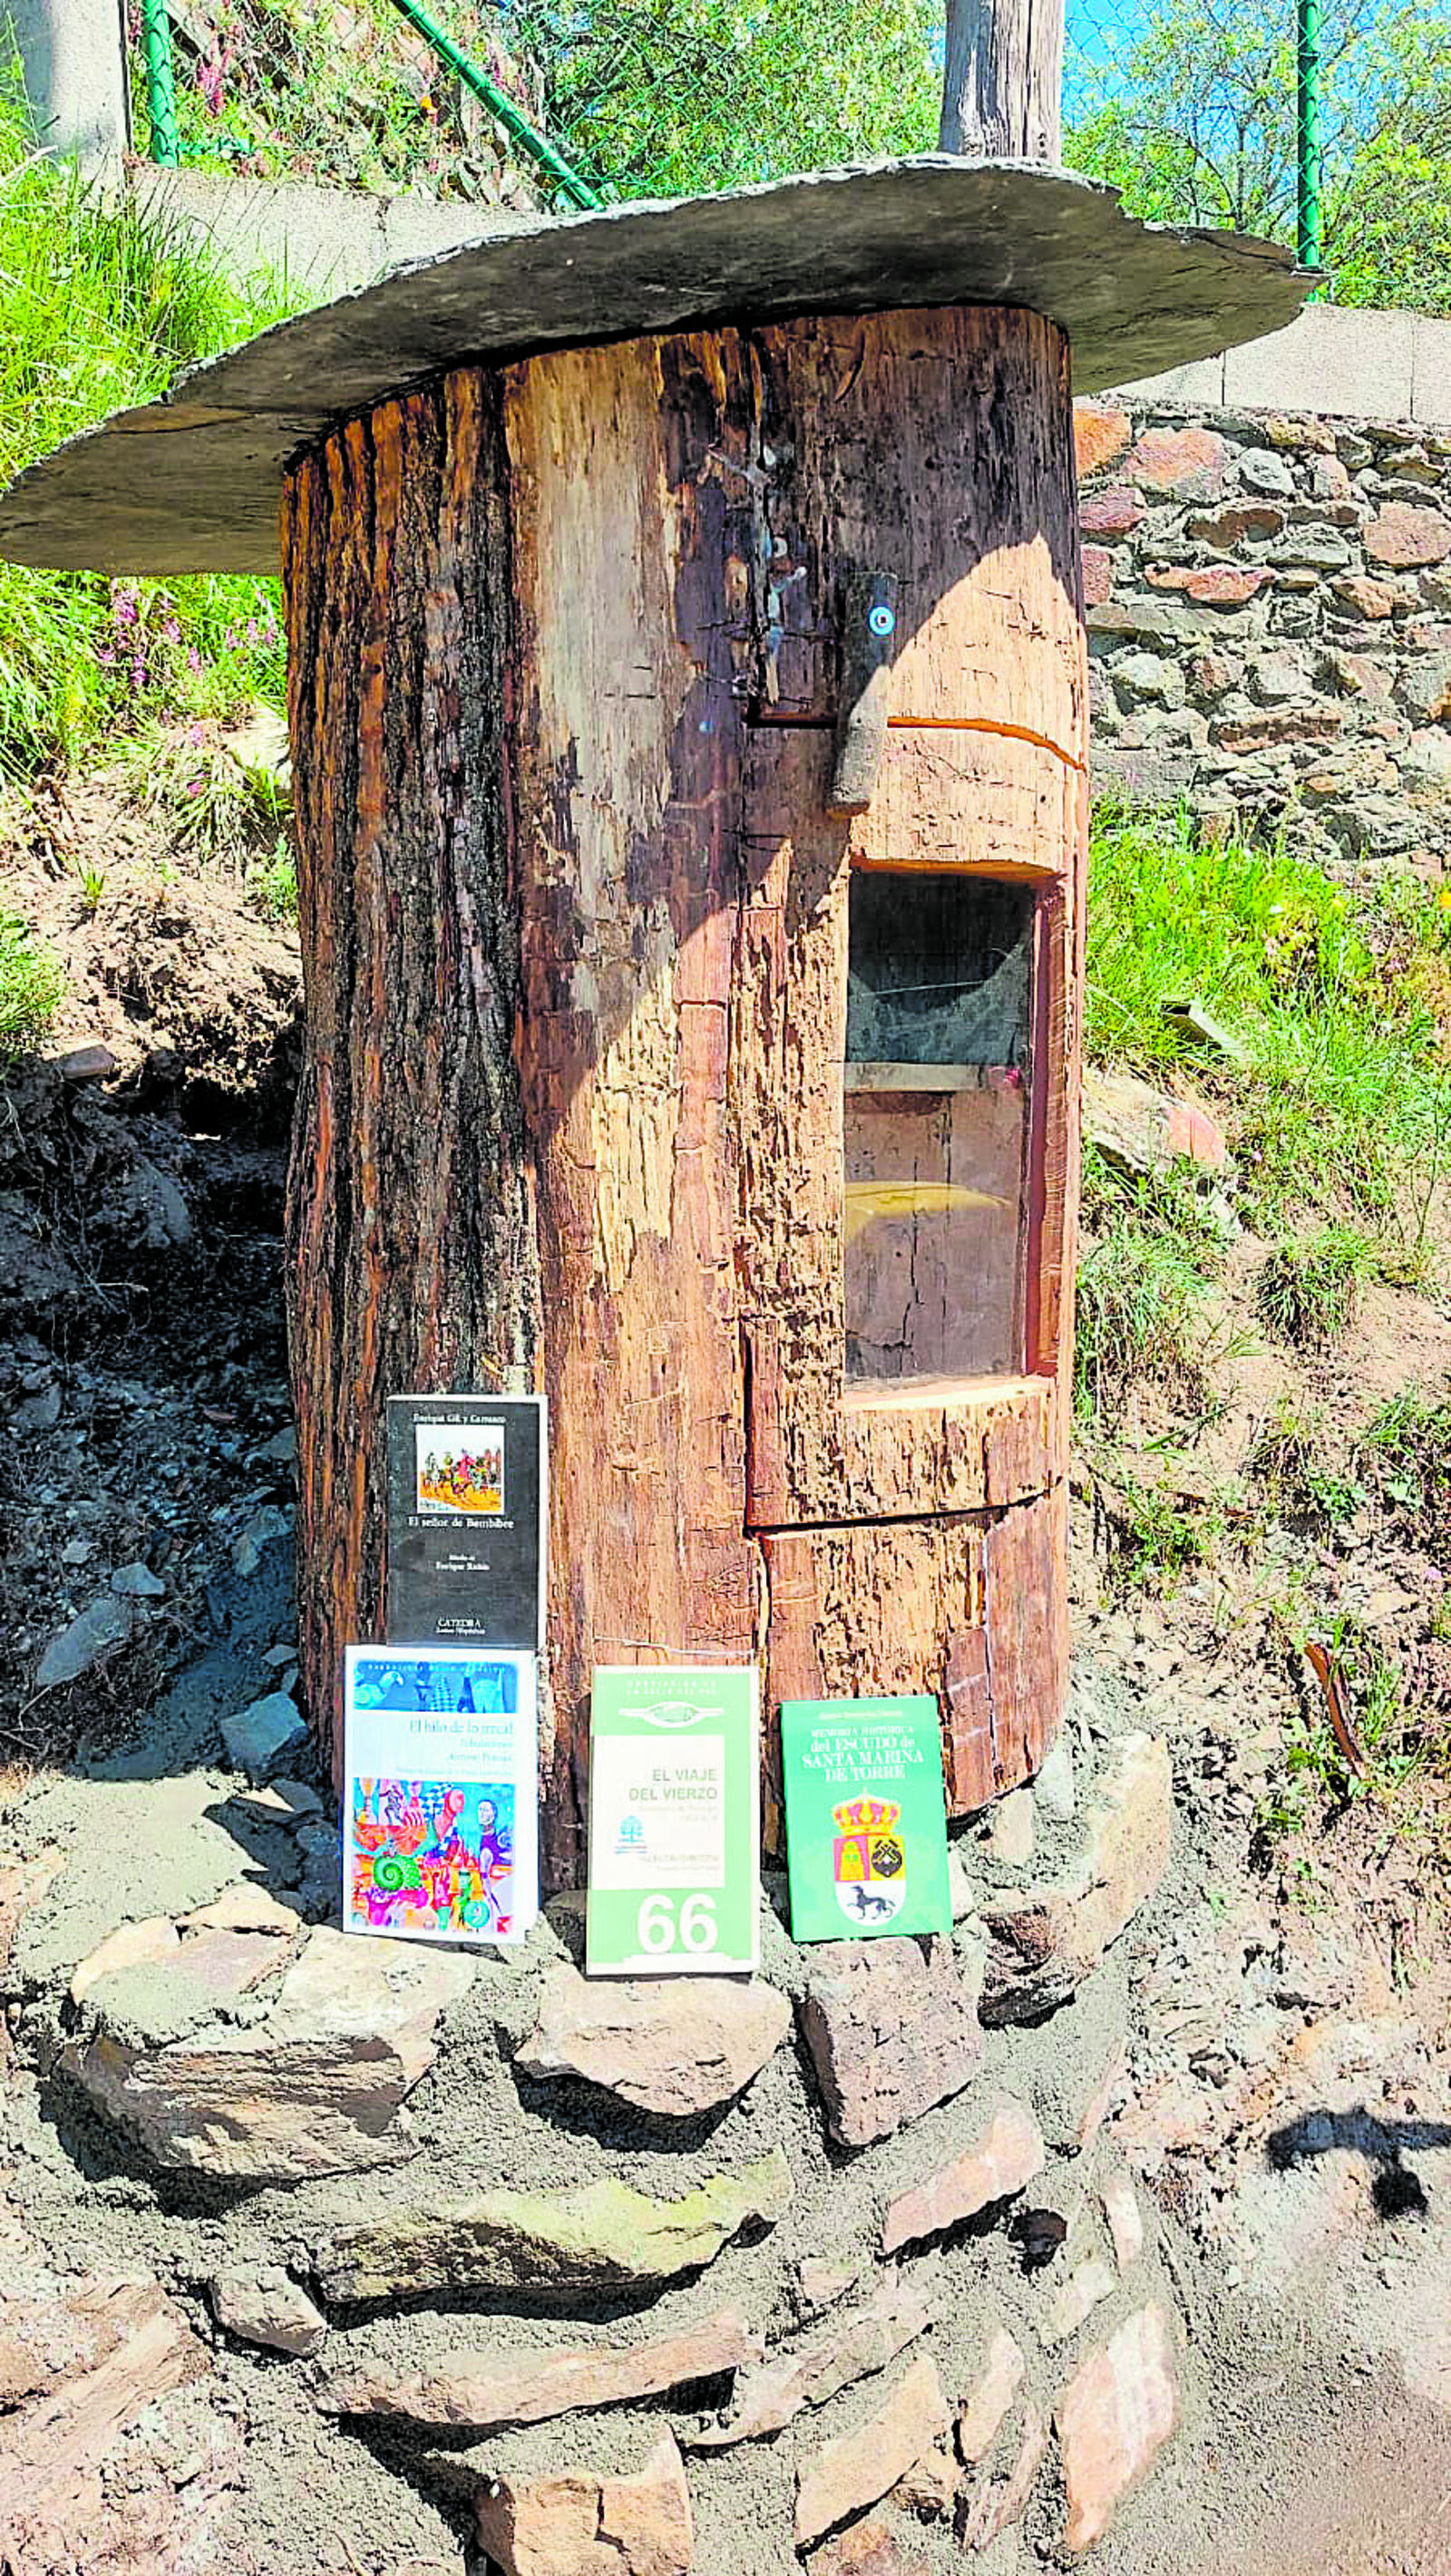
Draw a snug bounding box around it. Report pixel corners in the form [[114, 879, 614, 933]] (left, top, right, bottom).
[[4, 1669, 1183, 2572], [1074, 397, 1451, 871]]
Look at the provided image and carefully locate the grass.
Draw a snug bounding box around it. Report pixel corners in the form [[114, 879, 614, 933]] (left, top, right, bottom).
[[247, 841, 299, 925], [1255, 1225, 1374, 1350], [0, 909, 62, 1053], [1073, 1144, 1229, 1423], [1357, 1389, 1451, 1567], [1086, 802, 1451, 1247], [128, 0, 530, 201], [0, 70, 288, 774]]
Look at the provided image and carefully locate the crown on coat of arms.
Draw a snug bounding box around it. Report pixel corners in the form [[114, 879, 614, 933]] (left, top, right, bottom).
[[832, 1796, 901, 1833]]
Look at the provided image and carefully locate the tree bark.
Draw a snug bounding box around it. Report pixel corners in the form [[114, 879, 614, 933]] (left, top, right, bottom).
[[939, 0, 1064, 160], [282, 306, 1086, 1885]]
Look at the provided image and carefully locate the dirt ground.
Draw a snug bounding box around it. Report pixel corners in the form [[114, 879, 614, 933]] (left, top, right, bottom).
[[6, 781, 1451, 2572]]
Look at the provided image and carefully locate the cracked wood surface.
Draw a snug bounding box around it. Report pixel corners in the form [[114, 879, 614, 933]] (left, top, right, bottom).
[[283, 304, 1083, 1872]]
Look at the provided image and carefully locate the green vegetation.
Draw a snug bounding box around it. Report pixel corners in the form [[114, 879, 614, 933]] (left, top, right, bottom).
[[512, 0, 938, 199], [0, 911, 63, 1053], [0, 73, 285, 773], [247, 841, 300, 925], [1260, 1612, 1422, 1845], [1085, 803, 1451, 1242], [1357, 1390, 1451, 1566], [129, 0, 536, 201], [1255, 1226, 1374, 1350], [1250, 1395, 1363, 1527], [1074, 1146, 1227, 1421], [1066, 0, 1451, 314]]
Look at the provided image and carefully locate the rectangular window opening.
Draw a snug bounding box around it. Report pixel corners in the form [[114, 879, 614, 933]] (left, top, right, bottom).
[[843, 871, 1036, 1392]]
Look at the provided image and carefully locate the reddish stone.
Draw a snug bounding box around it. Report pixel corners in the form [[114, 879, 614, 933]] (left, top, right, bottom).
[[796, 2356, 949, 2549], [812, 2520, 929, 2576], [881, 2101, 1046, 2256], [959, 2405, 1050, 2551], [1126, 426, 1225, 497], [801, 1936, 982, 2148], [1080, 487, 1143, 539], [1083, 1067, 1228, 1179], [1187, 501, 1284, 547], [1081, 545, 1113, 608], [1326, 650, 1392, 701], [957, 2328, 1026, 2464], [1146, 564, 1267, 607], [1074, 404, 1132, 479], [1101, 2170, 1144, 2273], [1365, 502, 1451, 568], [1057, 2305, 1179, 2554], [1188, 650, 1238, 699], [1332, 574, 1398, 619], [472, 2434, 693, 2576], [1211, 708, 1342, 754]]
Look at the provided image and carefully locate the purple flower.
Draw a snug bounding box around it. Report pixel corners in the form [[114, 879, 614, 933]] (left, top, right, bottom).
[[187, 646, 202, 674], [163, 617, 180, 644]]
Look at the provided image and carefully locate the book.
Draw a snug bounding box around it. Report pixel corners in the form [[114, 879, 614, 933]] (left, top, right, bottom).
[[586, 1667, 759, 1976], [343, 1644, 539, 1945], [780, 1693, 950, 1942], [385, 1393, 545, 1651]]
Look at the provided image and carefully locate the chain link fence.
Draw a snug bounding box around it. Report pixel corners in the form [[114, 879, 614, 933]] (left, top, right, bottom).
[[127, 0, 1451, 309], [1063, 0, 1451, 308]]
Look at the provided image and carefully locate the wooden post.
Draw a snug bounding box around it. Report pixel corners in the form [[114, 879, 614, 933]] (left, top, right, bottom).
[[939, 0, 1064, 160], [282, 305, 1086, 1889]]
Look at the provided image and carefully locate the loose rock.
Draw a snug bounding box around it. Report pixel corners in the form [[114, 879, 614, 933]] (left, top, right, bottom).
[[979, 1735, 1173, 2025], [219, 1687, 307, 1780], [960, 2403, 1049, 2552], [35, 1592, 141, 1689], [801, 1936, 982, 2147], [319, 2309, 754, 2430], [313, 2150, 793, 2305], [795, 2355, 950, 2550], [687, 2280, 931, 2448], [209, 2266, 326, 2358], [1101, 2169, 1145, 2271], [881, 2100, 1045, 2256], [957, 2328, 1026, 2464], [1057, 2302, 1180, 2553], [451, 2431, 693, 2576], [109, 1560, 167, 1598], [516, 1959, 791, 2116], [1043, 2257, 1116, 2346], [63, 1926, 471, 2181]]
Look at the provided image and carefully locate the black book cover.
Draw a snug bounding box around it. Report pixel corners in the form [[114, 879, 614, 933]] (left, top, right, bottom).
[[385, 1395, 545, 1651]]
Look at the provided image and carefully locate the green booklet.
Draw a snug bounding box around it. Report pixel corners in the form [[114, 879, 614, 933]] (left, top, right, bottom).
[[781, 1694, 951, 1942], [587, 1667, 760, 1976]]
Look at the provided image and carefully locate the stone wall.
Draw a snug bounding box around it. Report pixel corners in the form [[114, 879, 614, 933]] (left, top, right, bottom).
[[7, 1655, 1185, 2573], [1074, 399, 1451, 871]]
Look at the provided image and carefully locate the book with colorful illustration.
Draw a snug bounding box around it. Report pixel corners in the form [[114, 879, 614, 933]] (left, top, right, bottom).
[[780, 1692, 950, 1943], [344, 1645, 538, 1945]]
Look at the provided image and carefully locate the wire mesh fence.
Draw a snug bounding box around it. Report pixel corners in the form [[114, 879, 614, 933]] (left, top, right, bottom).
[[126, 0, 1451, 312], [1063, 0, 1451, 307]]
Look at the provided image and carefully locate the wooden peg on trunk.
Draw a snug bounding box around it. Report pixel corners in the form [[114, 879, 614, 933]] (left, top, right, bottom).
[[827, 569, 899, 817]]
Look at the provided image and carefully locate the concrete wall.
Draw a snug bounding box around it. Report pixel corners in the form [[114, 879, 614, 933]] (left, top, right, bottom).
[[1116, 302, 1451, 432], [2, 0, 129, 170], [129, 164, 532, 305]]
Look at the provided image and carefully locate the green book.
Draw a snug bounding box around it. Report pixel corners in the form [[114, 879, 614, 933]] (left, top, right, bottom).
[[781, 1694, 951, 1942], [587, 1667, 760, 1976]]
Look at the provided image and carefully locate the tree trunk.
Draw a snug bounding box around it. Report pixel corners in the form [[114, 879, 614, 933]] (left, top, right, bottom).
[[939, 0, 1064, 160], [282, 306, 1086, 1889]]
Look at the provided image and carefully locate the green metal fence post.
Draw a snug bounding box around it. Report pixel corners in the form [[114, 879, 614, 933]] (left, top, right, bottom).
[[1296, 0, 1322, 276], [141, 0, 181, 166], [382, 0, 602, 209]]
